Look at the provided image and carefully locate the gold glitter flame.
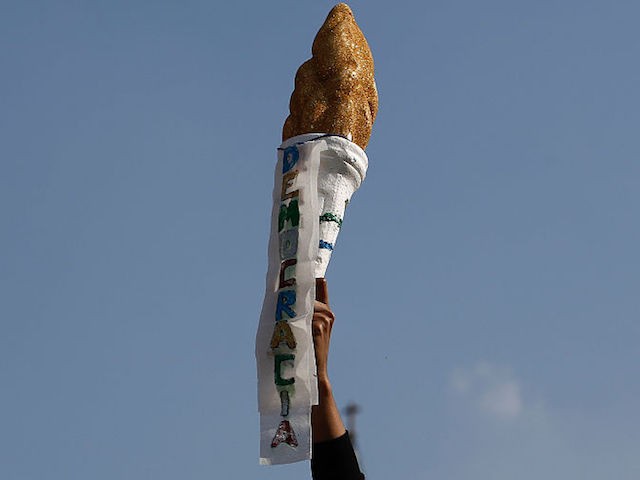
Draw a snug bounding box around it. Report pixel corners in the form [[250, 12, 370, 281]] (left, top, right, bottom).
[[282, 3, 378, 150]]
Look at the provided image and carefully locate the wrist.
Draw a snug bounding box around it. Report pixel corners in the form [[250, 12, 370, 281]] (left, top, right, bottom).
[[317, 376, 332, 395]]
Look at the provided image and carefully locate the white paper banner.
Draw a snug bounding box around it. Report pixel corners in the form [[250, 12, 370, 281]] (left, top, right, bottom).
[[256, 134, 368, 465]]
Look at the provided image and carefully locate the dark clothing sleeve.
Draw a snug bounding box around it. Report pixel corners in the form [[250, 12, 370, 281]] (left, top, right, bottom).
[[311, 431, 365, 480]]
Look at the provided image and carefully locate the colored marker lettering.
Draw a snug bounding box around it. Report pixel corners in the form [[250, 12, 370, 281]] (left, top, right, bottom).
[[271, 420, 298, 448], [279, 229, 299, 260], [282, 146, 299, 174], [281, 171, 300, 201], [270, 321, 297, 349], [278, 199, 300, 232], [274, 353, 296, 386], [275, 290, 296, 321], [278, 258, 297, 289]]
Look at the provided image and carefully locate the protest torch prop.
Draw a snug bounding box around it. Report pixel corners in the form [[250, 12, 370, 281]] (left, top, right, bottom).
[[256, 3, 377, 465]]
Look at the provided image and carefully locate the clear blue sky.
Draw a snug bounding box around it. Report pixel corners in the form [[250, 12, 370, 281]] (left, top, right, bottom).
[[2, 1, 639, 478]]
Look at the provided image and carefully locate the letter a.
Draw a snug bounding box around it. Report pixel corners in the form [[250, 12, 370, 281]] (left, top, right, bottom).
[[270, 320, 297, 349], [271, 420, 298, 448]]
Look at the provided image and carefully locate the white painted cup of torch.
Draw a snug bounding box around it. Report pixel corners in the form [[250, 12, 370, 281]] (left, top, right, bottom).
[[279, 133, 368, 279]]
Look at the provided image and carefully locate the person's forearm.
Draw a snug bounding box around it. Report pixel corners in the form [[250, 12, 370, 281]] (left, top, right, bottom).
[[311, 377, 364, 479], [310, 281, 364, 478], [312, 377, 346, 443]]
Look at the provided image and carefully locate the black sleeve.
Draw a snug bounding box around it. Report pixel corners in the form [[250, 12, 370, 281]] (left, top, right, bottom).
[[311, 431, 365, 480]]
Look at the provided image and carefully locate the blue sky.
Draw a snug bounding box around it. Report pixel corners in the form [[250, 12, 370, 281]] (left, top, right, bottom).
[[1, 1, 639, 478]]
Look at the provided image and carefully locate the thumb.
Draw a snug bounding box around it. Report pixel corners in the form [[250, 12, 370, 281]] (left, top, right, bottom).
[[315, 278, 330, 306]]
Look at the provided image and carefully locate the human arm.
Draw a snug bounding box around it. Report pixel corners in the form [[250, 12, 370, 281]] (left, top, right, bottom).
[[311, 281, 345, 442], [311, 278, 364, 480]]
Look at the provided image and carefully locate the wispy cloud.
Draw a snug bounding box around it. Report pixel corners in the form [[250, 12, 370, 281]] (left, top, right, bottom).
[[440, 362, 640, 480], [449, 361, 524, 420]]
